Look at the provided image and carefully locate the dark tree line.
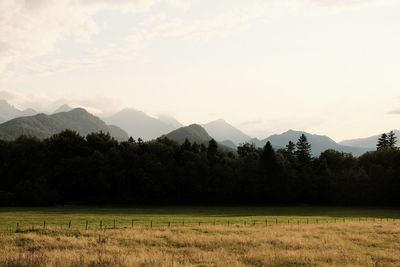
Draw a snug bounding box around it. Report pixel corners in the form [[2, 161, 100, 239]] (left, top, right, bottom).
[[0, 130, 399, 206]]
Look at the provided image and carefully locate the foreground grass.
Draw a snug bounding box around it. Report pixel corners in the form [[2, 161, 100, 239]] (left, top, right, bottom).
[[1, 222, 399, 266]]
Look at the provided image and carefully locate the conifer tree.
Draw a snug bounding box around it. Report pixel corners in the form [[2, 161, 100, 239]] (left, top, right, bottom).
[[387, 131, 398, 149], [377, 133, 389, 150], [286, 141, 295, 154], [295, 134, 312, 162]]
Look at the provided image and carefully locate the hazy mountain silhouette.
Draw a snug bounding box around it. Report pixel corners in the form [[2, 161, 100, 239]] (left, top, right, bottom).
[[251, 130, 370, 156], [158, 115, 183, 129], [104, 108, 180, 141], [0, 108, 128, 141], [202, 119, 251, 145], [339, 130, 400, 148], [0, 99, 37, 123], [220, 139, 237, 149], [53, 104, 73, 114]]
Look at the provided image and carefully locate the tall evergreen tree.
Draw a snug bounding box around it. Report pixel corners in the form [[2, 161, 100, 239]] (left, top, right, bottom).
[[261, 141, 277, 169], [377, 133, 389, 150], [286, 141, 295, 154], [295, 134, 312, 162], [388, 131, 398, 149]]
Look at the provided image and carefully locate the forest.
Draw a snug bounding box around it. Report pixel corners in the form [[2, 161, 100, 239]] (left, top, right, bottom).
[[0, 130, 399, 206]]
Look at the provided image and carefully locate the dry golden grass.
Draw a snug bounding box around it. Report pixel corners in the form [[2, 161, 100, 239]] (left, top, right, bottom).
[[0, 222, 399, 266]]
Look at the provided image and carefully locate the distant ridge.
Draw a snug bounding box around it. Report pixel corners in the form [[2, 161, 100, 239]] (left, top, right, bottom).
[[0, 99, 37, 123], [202, 119, 251, 145], [104, 108, 181, 141], [339, 130, 400, 149], [0, 108, 128, 141], [53, 104, 73, 114], [250, 129, 370, 156]]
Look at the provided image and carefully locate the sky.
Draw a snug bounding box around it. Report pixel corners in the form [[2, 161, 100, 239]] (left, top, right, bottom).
[[0, 0, 399, 141]]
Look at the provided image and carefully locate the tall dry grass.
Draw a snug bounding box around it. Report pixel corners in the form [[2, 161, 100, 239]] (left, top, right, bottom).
[[0, 222, 399, 266]]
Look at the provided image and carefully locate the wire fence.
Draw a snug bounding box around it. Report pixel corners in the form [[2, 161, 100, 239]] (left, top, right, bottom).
[[1, 217, 397, 233]]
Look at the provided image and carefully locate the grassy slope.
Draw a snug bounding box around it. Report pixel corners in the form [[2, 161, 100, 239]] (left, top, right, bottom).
[[0, 206, 399, 231]]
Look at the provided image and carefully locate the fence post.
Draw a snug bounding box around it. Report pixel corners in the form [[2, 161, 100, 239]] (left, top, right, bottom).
[[150, 221, 153, 228], [68, 220, 71, 229], [228, 220, 230, 226], [131, 219, 134, 228], [276, 218, 278, 224], [16, 222, 19, 232], [214, 220, 216, 226], [43, 221, 46, 230], [100, 221, 102, 230], [85, 220, 88, 230], [113, 220, 116, 229], [307, 218, 309, 224], [168, 222, 171, 227], [182, 220, 184, 226]]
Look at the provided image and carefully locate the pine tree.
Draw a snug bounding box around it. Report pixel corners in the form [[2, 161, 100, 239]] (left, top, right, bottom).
[[387, 131, 398, 149], [261, 141, 277, 169], [377, 133, 389, 150], [286, 141, 295, 154], [295, 134, 312, 162]]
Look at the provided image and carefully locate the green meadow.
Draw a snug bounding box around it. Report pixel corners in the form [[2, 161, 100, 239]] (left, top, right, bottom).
[[0, 206, 399, 231]]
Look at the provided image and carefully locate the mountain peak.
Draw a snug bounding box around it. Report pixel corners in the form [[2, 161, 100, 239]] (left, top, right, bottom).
[[202, 119, 250, 145], [53, 104, 72, 114]]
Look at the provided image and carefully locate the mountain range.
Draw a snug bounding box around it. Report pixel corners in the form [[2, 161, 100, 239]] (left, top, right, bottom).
[[0, 108, 128, 141], [0, 99, 397, 156], [249, 130, 372, 156]]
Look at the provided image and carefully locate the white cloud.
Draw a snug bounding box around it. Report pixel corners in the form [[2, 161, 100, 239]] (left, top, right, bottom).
[[0, 0, 394, 77], [0, 0, 191, 76]]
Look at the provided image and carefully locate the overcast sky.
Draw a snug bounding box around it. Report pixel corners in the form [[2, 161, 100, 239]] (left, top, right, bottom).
[[0, 0, 399, 141]]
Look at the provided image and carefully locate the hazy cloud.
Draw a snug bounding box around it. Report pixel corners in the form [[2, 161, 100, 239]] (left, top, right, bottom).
[[240, 120, 263, 126]]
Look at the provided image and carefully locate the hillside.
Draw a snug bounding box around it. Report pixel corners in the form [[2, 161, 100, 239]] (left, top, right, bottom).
[[0, 108, 128, 141], [202, 119, 250, 145], [162, 124, 212, 144], [104, 109, 180, 141], [339, 130, 400, 148], [252, 130, 370, 156]]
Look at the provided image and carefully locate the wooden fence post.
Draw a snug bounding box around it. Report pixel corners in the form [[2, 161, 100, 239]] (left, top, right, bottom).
[[85, 220, 88, 230], [113, 220, 116, 229], [68, 220, 71, 229]]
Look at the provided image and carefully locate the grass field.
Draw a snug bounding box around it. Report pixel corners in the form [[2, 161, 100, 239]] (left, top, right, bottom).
[[1, 206, 400, 231], [1, 206, 400, 266]]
